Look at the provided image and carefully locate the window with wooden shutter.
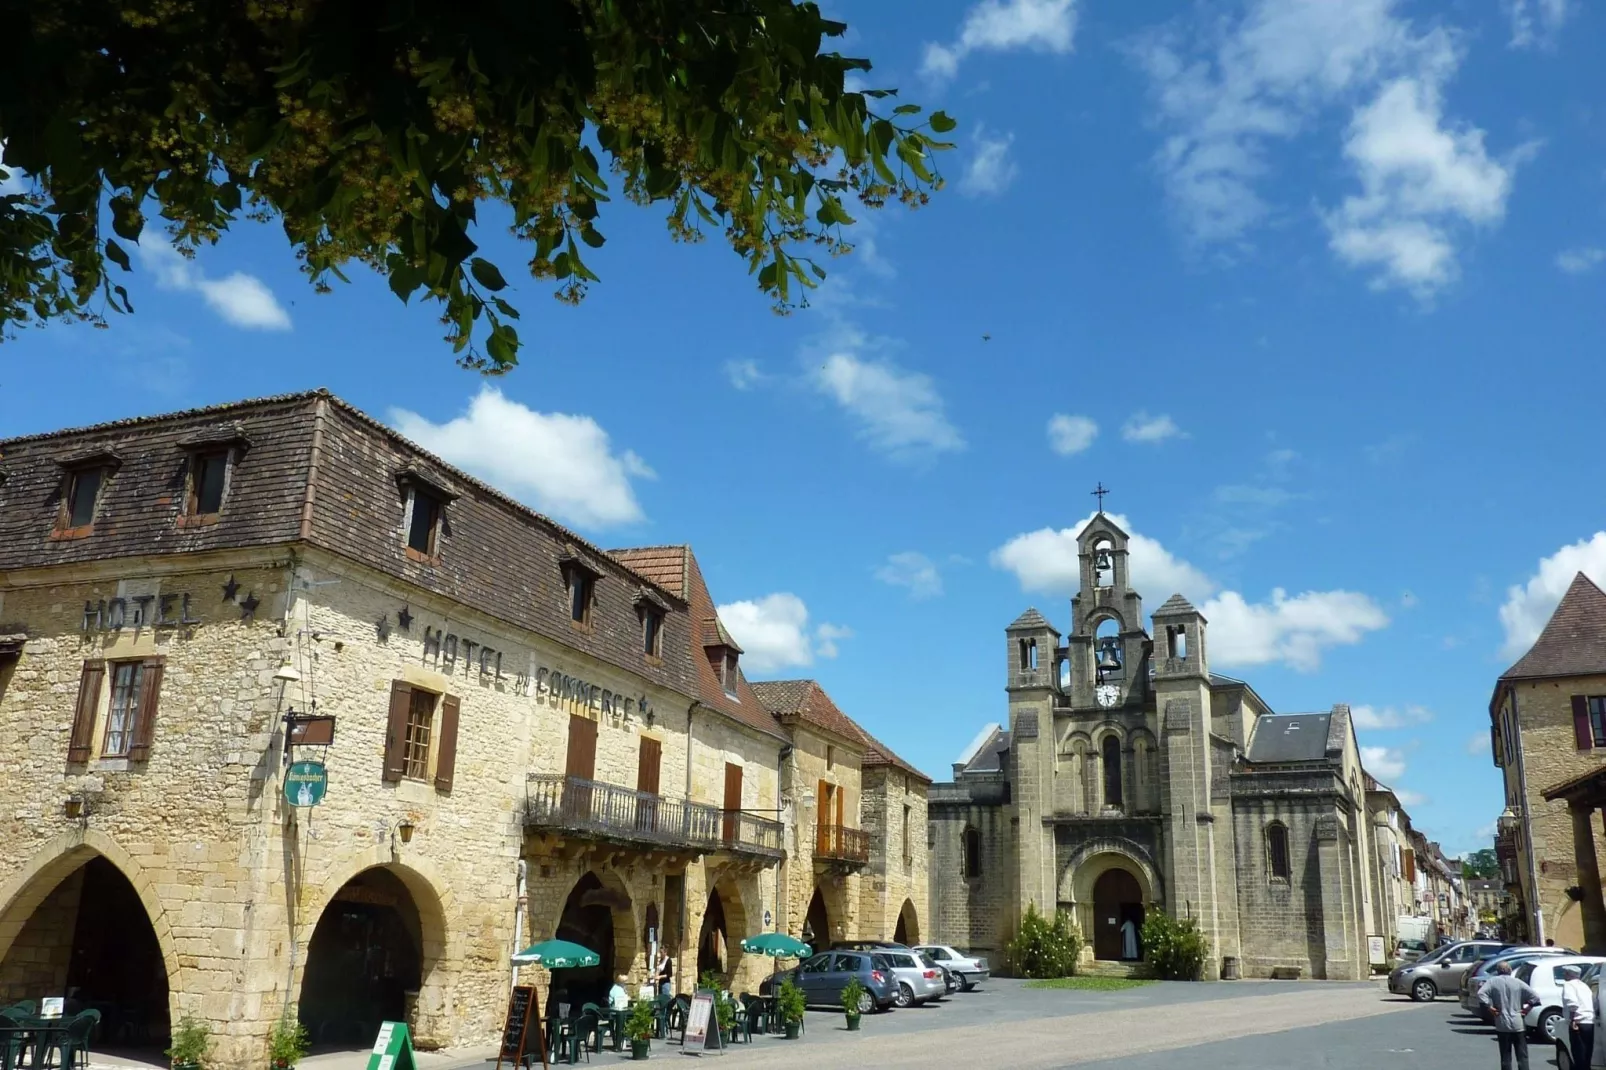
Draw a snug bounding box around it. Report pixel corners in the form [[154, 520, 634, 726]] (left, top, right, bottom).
[[723, 763, 743, 845], [384, 680, 413, 783], [566, 715, 597, 779], [1573, 696, 1593, 751], [68, 660, 104, 763], [637, 737, 662, 796], [434, 694, 459, 792], [127, 656, 164, 762]]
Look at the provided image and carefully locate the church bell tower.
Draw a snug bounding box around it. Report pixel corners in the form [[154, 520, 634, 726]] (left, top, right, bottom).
[[1066, 512, 1149, 712]]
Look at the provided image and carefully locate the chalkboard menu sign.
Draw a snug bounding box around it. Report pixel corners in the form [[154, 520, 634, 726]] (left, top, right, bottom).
[[683, 990, 724, 1053], [496, 984, 545, 1070]]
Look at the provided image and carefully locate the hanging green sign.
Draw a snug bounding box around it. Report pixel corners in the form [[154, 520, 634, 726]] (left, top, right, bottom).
[[284, 761, 329, 808]]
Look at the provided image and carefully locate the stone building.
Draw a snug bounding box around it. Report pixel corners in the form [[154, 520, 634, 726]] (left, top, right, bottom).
[[0, 393, 926, 1067], [1490, 572, 1606, 951], [929, 511, 1384, 980]]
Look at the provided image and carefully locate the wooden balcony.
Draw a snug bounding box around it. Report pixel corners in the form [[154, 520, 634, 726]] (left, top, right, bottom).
[[525, 774, 783, 861], [814, 823, 870, 866]]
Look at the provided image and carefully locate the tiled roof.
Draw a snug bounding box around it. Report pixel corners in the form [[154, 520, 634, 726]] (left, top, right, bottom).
[[750, 679, 867, 749], [676, 550, 786, 742], [608, 545, 690, 598], [851, 722, 931, 783], [1501, 573, 1606, 681]]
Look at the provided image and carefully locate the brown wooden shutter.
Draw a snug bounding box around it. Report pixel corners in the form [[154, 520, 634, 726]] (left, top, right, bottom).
[[1574, 695, 1593, 750], [434, 693, 460, 793], [566, 714, 597, 780], [637, 736, 662, 796], [836, 785, 845, 828], [68, 660, 104, 763], [723, 762, 743, 843], [384, 680, 413, 783], [127, 657, 164, 762]]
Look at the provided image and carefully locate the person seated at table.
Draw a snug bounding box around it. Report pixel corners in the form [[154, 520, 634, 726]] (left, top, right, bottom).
[[608, 975, 630, 1012]]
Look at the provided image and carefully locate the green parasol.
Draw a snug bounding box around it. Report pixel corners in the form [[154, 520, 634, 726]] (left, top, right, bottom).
[[512, 939, 601, 967], [739, 933, 812, 958]]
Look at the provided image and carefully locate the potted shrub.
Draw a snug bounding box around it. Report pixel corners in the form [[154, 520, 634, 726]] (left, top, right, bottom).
[[267, 1018, 309, 1070], [625, 1000, 656, 1061], [776, 979, 806, 1041], [167, 1017, 210, 1070], [840, 978, 866, 1031]]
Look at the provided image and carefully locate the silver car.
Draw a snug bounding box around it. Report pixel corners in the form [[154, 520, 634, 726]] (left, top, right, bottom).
[[914, 944, 991, 991], [874, 949, 946, 1007], [1390, 939, 1506, 1001]]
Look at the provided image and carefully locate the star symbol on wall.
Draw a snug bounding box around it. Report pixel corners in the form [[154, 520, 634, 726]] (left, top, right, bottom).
[[377, 614, 392, 641], [397, 605, 413, 632], [222, 575, 240, 602], [240, 592, 260, 622]]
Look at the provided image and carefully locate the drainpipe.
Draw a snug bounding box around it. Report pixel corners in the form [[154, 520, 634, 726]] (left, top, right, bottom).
[[1511, 689, 1545, 945], [512, 860, 528, 987]]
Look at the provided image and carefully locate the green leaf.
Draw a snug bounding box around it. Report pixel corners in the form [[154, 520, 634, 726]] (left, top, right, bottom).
[[486, 324, 519, 367], [579, 225, 606, 249], [929, 110, 957, 133], [105, 240, 131, 272], [893, 103, 921, 115], [109, 197, 144, 242], [492, 296, 521, 319], [469, 257, 508, 291]]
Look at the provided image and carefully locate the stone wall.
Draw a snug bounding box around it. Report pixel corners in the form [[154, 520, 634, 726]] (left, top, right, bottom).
[[779, 726, 863, 948], [928, 783, 1015, 959], [857, 767, 930, 944]]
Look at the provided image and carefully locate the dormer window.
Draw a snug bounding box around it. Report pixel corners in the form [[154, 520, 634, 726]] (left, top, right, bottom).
[[66, 468, 103, 528], [561, 560, 598, 628], [642, 606, 663, 656], [722, 651, 739, 697], [406, 488, 442, 557], [187, 450, 229, 517]]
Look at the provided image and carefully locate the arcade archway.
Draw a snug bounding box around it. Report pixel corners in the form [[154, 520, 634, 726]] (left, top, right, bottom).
[[893, 899, 921, 946], [696, 892, 727, 980], [551, 871, 636, 1009], [299, 868, 431, 1047], [803, 888, 831, 952], [0, 854, 170, 1050]]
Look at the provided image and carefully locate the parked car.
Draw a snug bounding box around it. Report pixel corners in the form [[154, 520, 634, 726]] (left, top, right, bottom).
[[1515, 956, 1606, 1040], [832, 940, 908, 951], [1390, 939, 1507, 1001], [759, 951, 899, 1012], [914, 945, 991, 991], [1460, 947, 1570, 1014], [1395, 938, 1431, 964], [873, 948, 947, 1007]]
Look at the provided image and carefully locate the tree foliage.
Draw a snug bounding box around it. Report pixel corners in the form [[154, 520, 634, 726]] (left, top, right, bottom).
[[1463, 849, 1499, 879], [1141, 911, 1209, 981], [0, 0, 953, 370], [1006, 904, 1083, 979]]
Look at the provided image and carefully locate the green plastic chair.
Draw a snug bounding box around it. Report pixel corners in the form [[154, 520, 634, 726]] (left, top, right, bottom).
[[55, 1009, 99, 1070], [578, 1004, 615, 1053], [1, 1016, 30, 1070]]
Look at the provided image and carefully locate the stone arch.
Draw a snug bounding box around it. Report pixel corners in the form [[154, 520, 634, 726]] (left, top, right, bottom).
[[804, 878, 849, 948], [893, 899, 921, 945], [548, 867, 640, 973], [1059, 841, 1161, 964], [693, 871, 751, 983]]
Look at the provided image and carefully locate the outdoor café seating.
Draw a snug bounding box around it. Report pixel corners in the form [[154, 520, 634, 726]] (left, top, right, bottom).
[[0, 1007, 99, 1070]]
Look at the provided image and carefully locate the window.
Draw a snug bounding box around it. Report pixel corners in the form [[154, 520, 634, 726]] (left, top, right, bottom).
[[642, 607, 663, 656], [103, 661, 145, 757], [902, 804, 913, 865], [188, 451, 229, 516], [826, 745, 835, 770], [1267, 822, 1291, 880], [1590, 697, 1606, 749], [567, 568, 595, 625], [962, 826, 982, 879], [1102, 734, 1123, 808], [1168, 625, 1187, 660], [407, 488, 442, 557], [722, 652, 739, 696], [1018, 638, 1038, 670], [402, 688, 435, 779], [64, 468, 104, 529], [926, 947, 949, 961]]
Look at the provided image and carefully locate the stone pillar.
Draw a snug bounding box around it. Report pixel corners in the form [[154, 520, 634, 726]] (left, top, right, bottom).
[[1574, 806, 1606, 954], [1315, 814, 1354, 979]]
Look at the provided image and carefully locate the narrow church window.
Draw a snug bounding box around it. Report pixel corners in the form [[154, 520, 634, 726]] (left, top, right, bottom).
[[962, 827, 981, 878], [1102, 735, 1123, 809], [1267, 822, 1291, 880], [1026, 639, 1038, 670], [1168, 625, 1187, 660]]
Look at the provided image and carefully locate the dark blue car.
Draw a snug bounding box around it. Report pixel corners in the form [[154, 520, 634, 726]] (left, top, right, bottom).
[[759, 951, 899, 1012]]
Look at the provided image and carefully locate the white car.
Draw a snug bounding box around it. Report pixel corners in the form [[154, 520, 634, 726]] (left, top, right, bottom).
[[914, 944, 991, 991], [1514, 955, 1606, 1041], [873, 949, 946, 1007]]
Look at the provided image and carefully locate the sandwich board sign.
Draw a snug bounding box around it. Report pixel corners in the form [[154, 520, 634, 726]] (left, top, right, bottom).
[[366, 1021, 417, 1070], [682, 990, 724, 1055]]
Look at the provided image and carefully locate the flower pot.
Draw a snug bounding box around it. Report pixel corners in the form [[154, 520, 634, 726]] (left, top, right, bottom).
[[845, 1014, 861, 1032], [784, 1021, 800, 1040], [631, 1038, 650, 1060]]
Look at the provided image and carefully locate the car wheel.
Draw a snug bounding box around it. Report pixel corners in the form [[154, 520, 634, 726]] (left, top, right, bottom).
[[855, 991, 874, 1015], [895, 983, 914, 1008], [961, 980, 975, 992], [1411, 978, 1437, 1002], [1539, 1009, 1564, 1041]]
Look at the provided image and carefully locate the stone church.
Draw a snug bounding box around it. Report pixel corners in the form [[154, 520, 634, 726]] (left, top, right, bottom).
[[929, 512, 1380, 980]]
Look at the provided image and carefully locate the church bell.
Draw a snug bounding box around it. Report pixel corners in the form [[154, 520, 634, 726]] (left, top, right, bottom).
[[1096, 638, 1122, 674]]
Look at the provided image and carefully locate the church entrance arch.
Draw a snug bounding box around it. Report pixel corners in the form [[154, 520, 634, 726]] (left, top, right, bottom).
[[0, 850, 172, 1051], [299, 866, 440, 1047], [1091, 869, 1144, 962], [892, 899, 920, 946]]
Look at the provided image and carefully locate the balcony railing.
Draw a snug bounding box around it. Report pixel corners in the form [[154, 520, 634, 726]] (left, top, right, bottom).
[[815, 823, 870, 864], [525, 774, 783, 859]]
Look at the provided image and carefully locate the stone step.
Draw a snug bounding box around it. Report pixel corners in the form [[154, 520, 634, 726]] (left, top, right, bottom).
[[1078, 960, 1149, 979]]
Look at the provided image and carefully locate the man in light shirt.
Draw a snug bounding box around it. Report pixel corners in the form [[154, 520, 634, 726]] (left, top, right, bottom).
[[609, 974, 631, 1012], [1562, 964, 1595, 1070], [1480, 960, 1540, 1070]]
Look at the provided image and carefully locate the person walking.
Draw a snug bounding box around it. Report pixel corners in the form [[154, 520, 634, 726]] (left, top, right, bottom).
[[1562, 964, 1595, 1070], [655, 948, 674, 999], [1480, 960, 1540, 1070]]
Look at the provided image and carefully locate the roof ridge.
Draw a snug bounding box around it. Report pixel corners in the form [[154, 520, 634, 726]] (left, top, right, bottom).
[[0, 389, 329, 447], [1500, 571, 1606, 681]]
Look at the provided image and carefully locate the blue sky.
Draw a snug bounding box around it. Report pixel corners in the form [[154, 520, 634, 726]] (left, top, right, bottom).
[[4, 0, 1605, 858]]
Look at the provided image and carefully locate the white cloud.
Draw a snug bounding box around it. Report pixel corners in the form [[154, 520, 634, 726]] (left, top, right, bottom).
[[1466, 730, 1491, 757], [1395, 788, 1428, 808], [725, 359, 764, 390], [1504, 0, 1572, 48], [1498, 531, 1606, 658], [716, 593, 848, 672], [875, 552, 944, 599], [1557, 247, 1606, 274], [811, 350, 964, 459], [1135, 0, 1515, 295], [1203, 588, 1390, 671], [140, 241, 292, 330], [921, 0, 1078, 81], [1048, 414, 1098, 455], [391, 387, 652, 530], [992, 512, 1388, 671], [961, 129, 1019, 196], [1361, 744, 1407, 780], [1122, 411, 1186, 444], [1351, 704, 1432, 730]]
